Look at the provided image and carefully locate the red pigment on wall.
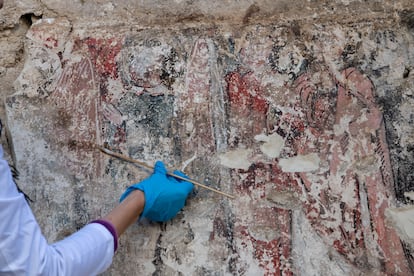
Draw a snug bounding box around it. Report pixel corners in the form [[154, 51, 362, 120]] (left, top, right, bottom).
[[226, 71, 268, 115], [83, 37, 122, 79]]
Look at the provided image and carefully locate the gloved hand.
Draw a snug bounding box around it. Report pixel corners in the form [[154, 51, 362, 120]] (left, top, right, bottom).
[[120, 161, 194, 222]]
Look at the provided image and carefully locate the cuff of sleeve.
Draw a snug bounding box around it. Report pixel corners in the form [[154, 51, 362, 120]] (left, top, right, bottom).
[[90, 219, 118, 252]]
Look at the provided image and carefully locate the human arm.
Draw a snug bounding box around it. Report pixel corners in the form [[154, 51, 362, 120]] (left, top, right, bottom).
[[0, 144, 115, 275], [0, 143, 193, 275], [102, 189, 145, 236], [50, 161, 193, 274]]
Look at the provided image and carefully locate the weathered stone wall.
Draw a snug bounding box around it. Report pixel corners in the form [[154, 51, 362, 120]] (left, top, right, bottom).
[[1, 1, 414, 275]]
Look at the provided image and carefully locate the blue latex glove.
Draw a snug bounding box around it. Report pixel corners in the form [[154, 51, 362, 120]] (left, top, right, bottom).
[[120, 161, 194, 222]]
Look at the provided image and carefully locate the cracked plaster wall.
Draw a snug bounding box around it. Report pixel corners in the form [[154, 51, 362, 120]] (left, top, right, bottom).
[[1, 1, 414, 275]]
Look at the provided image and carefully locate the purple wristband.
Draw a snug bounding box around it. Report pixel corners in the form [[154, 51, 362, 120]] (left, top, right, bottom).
[[90, 219, 118, 252]]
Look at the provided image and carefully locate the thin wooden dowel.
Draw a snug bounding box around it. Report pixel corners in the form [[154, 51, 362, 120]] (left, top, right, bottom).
[[97, 146, 235, 199]]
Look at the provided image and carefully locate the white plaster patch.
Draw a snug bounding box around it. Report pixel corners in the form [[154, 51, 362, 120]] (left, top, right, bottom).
[[333, 115, 353, 136], [405, 192, 414, 201], [340, 184, 357, 209], [219, 148, 252, 170], [278, 153, 320, 172], [254, 133, 284, 158], [386, 205, 414, 249], [292, 210, 356, 275]]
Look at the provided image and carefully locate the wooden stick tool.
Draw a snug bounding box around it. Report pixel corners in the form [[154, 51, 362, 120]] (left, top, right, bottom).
[[97, 146, 235, 199]]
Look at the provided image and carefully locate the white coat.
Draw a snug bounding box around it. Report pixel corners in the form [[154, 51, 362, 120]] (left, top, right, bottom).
[[0, 145, 115, 275]]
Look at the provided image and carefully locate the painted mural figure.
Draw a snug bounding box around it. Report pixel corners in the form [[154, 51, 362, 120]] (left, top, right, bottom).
[[7, 17, 414, 274], [222, 26, 411, 273], [293, 67, 411, 274], [223, 30, 295, 274]]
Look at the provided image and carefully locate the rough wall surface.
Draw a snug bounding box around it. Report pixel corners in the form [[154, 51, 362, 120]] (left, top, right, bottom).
[[1, 1, 414, 275]]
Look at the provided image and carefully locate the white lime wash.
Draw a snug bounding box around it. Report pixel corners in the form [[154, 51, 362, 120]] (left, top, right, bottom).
[[218, 148, 252, 170], [278, 153, 320, 172], [254, 133, 284, 158]]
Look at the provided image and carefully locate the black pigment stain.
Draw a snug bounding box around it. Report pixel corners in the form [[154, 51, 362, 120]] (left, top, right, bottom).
[[402, 242, 414, 271], [152, 233, 166, 276], [290, 20, 301, 37], [119, 93, 175, 138], [377, 87, 414, 203], [403, 67, 410, 78], [160, 48, 181, 89], [268, 43, 288, 74]]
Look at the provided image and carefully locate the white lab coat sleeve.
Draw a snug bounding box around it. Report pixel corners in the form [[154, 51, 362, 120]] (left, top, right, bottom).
[[48, 223, 115, 276], [0, 145, 19, 199], [0, 145, 115, 275]]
